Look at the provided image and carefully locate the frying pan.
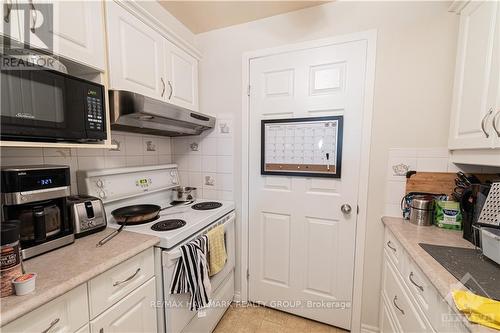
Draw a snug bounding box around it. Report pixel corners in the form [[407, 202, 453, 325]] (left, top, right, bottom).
[[96, 204, 160, 247], [111, 204, 162, 224]]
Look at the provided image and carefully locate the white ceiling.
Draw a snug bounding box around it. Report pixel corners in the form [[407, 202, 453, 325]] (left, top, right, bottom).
[[158, 1, 329, 34]]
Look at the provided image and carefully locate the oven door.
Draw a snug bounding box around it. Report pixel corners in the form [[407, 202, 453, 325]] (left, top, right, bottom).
[[1, 68, 105, 142], [162, 213, 236, 333]]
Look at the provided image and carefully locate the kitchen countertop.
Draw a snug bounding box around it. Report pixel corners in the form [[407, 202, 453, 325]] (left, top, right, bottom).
[[0, 228, 159, 327], [382, 216, 497, 333]]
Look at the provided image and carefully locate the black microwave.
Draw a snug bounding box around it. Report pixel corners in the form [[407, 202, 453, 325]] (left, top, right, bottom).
[[1, 67, 107, 142]]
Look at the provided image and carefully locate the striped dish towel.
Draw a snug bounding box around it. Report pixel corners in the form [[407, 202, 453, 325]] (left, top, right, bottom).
[[170, 235, 212, 311]]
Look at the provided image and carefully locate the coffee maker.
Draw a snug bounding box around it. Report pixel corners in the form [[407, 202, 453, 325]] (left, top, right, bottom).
[[1, 165, 74, 259]]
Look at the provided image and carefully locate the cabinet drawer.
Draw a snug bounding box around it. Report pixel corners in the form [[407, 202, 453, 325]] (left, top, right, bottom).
[[2, 284, 88, 333], [88, 248, 154, 318], [90, 277, 157, 333], [384, 229, 404, 270], [382, 257, 430, 332], [402, 254, 435, 315]]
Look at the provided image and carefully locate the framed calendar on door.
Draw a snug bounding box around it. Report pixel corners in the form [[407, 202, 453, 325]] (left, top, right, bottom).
[[261, 116, 343, 178]]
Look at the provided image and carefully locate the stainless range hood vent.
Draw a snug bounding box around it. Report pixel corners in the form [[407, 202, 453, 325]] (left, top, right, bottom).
[[109, 90, 215, 136]]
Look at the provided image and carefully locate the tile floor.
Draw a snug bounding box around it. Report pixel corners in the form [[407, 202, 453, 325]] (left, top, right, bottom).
[[213, 303, 349, 333]]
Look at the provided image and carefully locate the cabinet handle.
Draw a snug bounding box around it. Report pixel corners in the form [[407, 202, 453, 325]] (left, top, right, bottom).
[[161, 78, 166, 97], [392, 296, 405, 315], [481, 108, 494, 138], [4, 0, 12, 23], [113, 268, 141, 287], [492, 109, 500, 138], [409, 272, 424, 292], [387, 241, 397, 252], [29, 0, 37, 33], [41, 318, 60, 333], [168, 80, 173, 100]]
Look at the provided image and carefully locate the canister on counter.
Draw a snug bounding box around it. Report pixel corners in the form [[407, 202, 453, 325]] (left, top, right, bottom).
[[1, 221, 22, 297]]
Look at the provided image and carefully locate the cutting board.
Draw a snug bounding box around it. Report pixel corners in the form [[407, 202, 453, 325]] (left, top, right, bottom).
[[405, 172, 456, 195], [405, 171, 500, 196]]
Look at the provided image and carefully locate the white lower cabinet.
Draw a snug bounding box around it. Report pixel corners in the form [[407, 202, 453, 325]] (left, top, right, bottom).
[[1, 249, 157, 333], [90, 278, 157, 333], [382, 259, 432, 332], [380, 230, 469, 333], [2, 284, 89, 333]]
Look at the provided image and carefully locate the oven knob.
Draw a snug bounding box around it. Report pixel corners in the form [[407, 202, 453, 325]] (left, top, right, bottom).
[[96, 179, 104, 188], [98, 190, 106, 199], [170, 170, 176, 177], [88, 220, 94, 227]]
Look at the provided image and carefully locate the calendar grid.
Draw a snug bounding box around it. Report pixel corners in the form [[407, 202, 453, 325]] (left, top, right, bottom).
[[261, 116, 343, 178]]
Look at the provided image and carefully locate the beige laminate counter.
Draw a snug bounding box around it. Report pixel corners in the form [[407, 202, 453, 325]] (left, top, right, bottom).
[[0, 228, 159, 327], [382, 216, 498, 333]]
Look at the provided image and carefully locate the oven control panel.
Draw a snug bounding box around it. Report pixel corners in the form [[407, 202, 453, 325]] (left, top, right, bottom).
[[77, 165, 180, 202]]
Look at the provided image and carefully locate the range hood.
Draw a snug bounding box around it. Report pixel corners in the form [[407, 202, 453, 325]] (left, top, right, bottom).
[[108, 90, 215, 136]]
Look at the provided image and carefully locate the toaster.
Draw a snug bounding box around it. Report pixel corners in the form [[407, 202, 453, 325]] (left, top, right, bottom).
[[67, 195, 106, 238]]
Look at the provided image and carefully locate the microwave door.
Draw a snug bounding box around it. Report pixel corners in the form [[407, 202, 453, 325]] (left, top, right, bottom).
[[1, 70, 85, 141]]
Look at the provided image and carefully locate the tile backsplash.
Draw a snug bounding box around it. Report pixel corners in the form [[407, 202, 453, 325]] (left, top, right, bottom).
[[384, 148, 500, 217], [172, 114, 234, 201], [0, 131, 172, 194]]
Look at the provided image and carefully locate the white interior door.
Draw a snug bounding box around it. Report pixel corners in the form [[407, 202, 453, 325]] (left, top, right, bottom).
[[248, 40, 368, 330]]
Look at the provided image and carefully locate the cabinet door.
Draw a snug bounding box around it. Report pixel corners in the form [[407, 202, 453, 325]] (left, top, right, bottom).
[[164, 40, 199, 111], [47, 0, 105, 70], [90, 278, 157, 333], [2, 284, 89, 333], [106, 1, 164, 99], [449, 1, 499, 149]]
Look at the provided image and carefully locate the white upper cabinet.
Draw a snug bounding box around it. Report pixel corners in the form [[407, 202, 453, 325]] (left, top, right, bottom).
[[2, 0, 105, 71], [105, 1, 199, 111], [46, 0, 106, 70], [164, 39, 199, 111], [449, 1, 500, 150], [106, 1, 165, 99]]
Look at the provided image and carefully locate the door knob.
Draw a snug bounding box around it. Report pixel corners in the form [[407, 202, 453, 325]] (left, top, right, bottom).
[[341, 204, 352, 214]]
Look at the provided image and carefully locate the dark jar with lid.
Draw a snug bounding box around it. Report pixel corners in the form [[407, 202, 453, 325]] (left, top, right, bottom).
[[1, 221, 22, 297]]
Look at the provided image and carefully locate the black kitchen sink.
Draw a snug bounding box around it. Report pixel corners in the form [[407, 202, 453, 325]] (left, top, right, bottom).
[[419, 243, 500, 301]]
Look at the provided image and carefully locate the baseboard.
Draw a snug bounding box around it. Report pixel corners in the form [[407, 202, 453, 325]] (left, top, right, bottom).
[[361, 323, 380, 333]]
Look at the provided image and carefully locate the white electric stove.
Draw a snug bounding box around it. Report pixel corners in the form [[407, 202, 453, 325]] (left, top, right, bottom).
[[77, 165, 236, 333]]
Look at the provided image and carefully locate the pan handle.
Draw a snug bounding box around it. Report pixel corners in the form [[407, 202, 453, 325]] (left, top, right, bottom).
[[96, 224, 125, 247]]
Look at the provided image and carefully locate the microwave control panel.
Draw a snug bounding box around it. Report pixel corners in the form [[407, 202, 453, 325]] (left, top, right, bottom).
[[85, 88, 104, 132]]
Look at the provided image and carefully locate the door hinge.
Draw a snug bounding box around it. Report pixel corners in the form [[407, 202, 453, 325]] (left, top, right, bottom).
[[247, 85, 251, 97], [247, 269, 250, 280]]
